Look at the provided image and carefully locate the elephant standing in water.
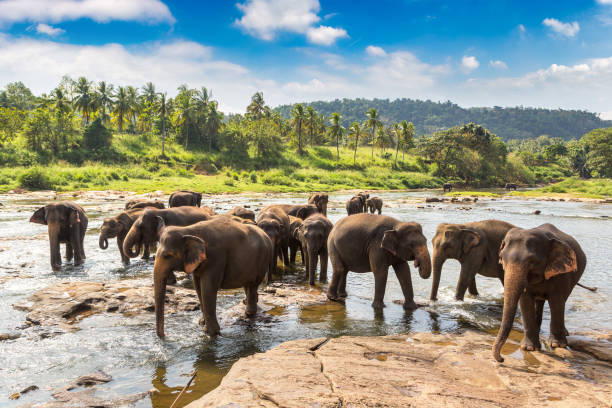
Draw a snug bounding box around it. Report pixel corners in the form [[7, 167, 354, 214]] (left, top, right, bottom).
[[443, 183, 453, 193], [99, 208, 151, 264], [327, 213, 431, 310], [153, 216, 273, 337], [493, 224, 586, 362], [366, 197, 383, 214], [125, 199, 165, 210], [168, 190, 202, 207], [30, 202, 88, 270], [430, 220, 515, 301], [308, 193, 329, 216], [346, 196, 364, 215], [505, 183, 518, 191], [288, 216, 304, 265], [256, 206, 290, 281], [225, 206, 255, 221], [298, 214, 333, 285]]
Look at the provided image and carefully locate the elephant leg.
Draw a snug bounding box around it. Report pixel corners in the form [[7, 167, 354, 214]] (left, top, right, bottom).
[[244, 284, 258, 317], [547, 297, 568, 348], [338, 270, 348, 298], [193, 274, 205, 326], [299, 246, 305, 265], [70, 226, 84, 266], [455, 259, 481, 300], [519, 293, 541, 351], [79, 225, 87, 260], [142, 244, 150, 260], [289, 244, 297, 264], [468, 276, 479, 296], [118, 236, 129, 265], [282, 245, 290, 267], [535, 298, 545, 330], [372, 269, 388, 309], [267, 244, 278, 283], [319, 248, 328, 282], [65, 242, 73, 261], [393, 262, 417, 310], [201, 271, 221, 336], [327, 251, 345, 301]]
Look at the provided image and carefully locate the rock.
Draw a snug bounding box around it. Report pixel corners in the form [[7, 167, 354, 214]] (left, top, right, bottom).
[[568, 334, 612, 362], [533, 210, 541, 215], [12, 280, 200, 328], [0, 332, 20, 341], [186, 331, 612, 408], [425, 197, 440, 203]]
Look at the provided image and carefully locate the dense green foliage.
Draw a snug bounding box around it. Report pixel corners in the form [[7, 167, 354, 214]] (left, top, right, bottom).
[[275, 98, 611, 141]]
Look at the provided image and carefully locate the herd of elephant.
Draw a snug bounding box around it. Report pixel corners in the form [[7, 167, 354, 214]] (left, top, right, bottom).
[[29, 190, 591, 362]]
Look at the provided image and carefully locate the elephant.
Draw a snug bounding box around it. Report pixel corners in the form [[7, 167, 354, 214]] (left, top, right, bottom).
[[288, 216, 304, 264], [356, 192, 370, 212], [256, 206, 291, 281], [298, 214, 333, 285], [366, 197, 383, 214], [153, 216, 273, 337], [99, 208, 151, 264], [122, 206, 214, 260], [226, 206, 255, 221], [266, 203, 320, 220], [443, 183, 453, 193], [505, 183, 518, 191], [327, 213, 432, 310], [492, 224, 586, 362], [308, 193, 329, 216], [30, 202, 88, 271], [124, 199, 165, 210], [346, 196, 364, 215], [168, 190, 202, 207], [430, 220, 516, 301]]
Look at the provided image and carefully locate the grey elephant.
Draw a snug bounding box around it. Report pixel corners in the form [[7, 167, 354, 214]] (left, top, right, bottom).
[[226, 206, 255, 221], [298, 214, 333, 285], [99, 208, 150, 264], [153, 216, 273, 337], [492, 224, 586, 362], [168, 190, 202, 207], [268, 203, 320, 220], [357, 192, 369, 212], [443, 183, 452, 193], [30, 202, 88, 270], [366, 197, 383, 214], [256, 206, 291, 281], [288, 216, 304, 264], [327, 213, 431, 310], [430, 220, 515, 301], [308, 193, 329, 216], [504, 183, 518, 191], [346, 196, 364, 215], [125, 199, 165, 210]]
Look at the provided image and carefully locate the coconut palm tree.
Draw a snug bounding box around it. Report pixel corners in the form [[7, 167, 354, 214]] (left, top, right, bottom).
[[113, 86, 130, 132], [206, 101, 223, 151], [393, 122, 401, 166], [365, 107, 382, 160], [305, 105, 317, 146], [348, 121, 364, 165], [126, 86, 139, 131], [175, 87, 196, 149], [73, 77, 94, 124], [400, 120, 415, 161], [291, 103, 306, 154], [328, 112, 345, 160], [94, 81, 114, 125], [158, 92, 168, 157], [141, 82, 157, 105], [247, 91, 266, 120], [194, 87, 212, 146]]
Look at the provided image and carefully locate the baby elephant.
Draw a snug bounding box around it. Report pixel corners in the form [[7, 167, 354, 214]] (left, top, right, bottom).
[[168, 190, 202, 207], [327, 213, 431, 310], [30, 202, 88, 270], [99, 208, 150, 264], [366, 197, 383, 214], [298, 214, 333, 285], [492, 224, 587, 362], [125, 199, 165, 210]]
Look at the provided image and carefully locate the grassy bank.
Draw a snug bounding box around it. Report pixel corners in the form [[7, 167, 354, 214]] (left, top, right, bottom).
[[510, 178, 612, 199]]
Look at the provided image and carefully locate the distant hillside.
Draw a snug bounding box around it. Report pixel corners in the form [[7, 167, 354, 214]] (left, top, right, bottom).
[[275, 98, 612, 141]]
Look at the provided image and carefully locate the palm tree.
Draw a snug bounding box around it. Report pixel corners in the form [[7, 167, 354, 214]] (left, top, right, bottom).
[[393, 122, 402, 166], [247, 91, 266, 120], [377, 125, 387, 155], [175, 87, 196, 149], [328, 112, 345, 160], [73, 77, 94, 124], [305, 105, 317, 146], [291, 104, 306, 154], [113, 86, 130, 132], [365, 108, 382, 159], [141, 82, 157, 105], [206, 101, 223, 151], [51, 87, 71, 151], [400, 120, 415, 161], [194, 87, 211, 146], [348, 121, 364, 165], [94, 81, 114, 125], [126, 86, 139, 131], [158, 92, 168, 157]]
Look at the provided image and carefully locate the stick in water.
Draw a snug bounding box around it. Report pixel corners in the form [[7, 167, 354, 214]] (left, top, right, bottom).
[[169, 371, 198, 408]]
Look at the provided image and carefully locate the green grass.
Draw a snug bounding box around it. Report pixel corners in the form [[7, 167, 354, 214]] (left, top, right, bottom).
[[510, 178, 612, 199], [445, 191, 503, 198]]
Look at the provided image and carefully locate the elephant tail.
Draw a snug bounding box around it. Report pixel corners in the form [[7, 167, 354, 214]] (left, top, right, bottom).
[[576, 282, 597, 292]]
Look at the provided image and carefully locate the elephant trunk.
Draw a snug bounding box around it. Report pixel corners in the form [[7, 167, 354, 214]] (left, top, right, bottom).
[[307, 246, 318, 285], [154, 261, 168, 338], [48, 224, 61, 270], [414, 244, 432, 280], [99, 231, 109, 250], [492, 264, 526, 362], [430, 252, 446, 301], [123, 225, 142, 258]]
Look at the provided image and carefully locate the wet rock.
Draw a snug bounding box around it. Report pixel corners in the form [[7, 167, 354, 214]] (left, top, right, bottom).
[[533, 210, 541, 215], [425, 197, 441, 203], [186, 331, 611, 408], [13, 280, 200, 328], [0, 332, 20, 341]]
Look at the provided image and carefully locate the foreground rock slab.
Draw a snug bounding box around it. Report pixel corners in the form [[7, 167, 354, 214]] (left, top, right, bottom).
[[186, 331, 611, 408]]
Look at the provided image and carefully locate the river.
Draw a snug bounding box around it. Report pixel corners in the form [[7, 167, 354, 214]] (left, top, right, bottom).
[[0, 191, 610, 406]]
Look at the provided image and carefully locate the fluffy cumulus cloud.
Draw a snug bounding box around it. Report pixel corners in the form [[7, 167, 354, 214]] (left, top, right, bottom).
[[235, 0, 347, 45], [0, 0, 175, 26], [489, 60, 508, 70], [542, 18, 580, 37], [365, 45, 386, 57], [34, 23, 65, 36], [461, 55, 479, 72]]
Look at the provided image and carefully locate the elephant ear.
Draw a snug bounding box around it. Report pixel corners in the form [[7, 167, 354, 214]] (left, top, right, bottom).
[[30, 207, 47, 225], [117, 212, 133, 228], [544, 239, 577, 280], [381, 230, 400, 258], [183, 235, 207, 274], [155, 216, 166, 240], [498, 240, 506, 264], [460, 229, 480, 254], [68, 208, 81, 226]]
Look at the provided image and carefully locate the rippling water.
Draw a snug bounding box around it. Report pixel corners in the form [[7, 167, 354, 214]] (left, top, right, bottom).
[[0, 191, 610, 406]]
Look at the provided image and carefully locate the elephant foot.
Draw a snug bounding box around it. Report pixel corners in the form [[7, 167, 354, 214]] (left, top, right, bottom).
[[371, 300, 385, 309], [309, 279, 316, 286], [547, 335, 568, 349], [52, 264, 62, 271], [122, 259, 130, 266], [205, 323, 221, 336], [521, 337, 541, 351], [403, 300, 418, 311], [327, 293, 345, 304], [245, 307, 257, 317], [198, 316, 206, 326], [338, 290, 347, 299], [74, 259, 84, 266]]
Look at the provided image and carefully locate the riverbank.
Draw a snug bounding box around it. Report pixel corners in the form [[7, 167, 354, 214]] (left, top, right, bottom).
[[185, 330, 611, 407]]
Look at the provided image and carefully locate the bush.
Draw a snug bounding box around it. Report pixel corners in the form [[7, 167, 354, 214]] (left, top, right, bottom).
[[18, 167, 54, 190], [249, 172, 258, 183], [82, 118, 112, 151]]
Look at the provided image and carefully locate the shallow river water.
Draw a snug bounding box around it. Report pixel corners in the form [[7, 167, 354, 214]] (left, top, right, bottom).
[[0, 191, 610, 406]]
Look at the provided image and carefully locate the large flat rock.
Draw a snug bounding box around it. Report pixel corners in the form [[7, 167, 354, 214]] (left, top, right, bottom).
[[186, 331, 611, 408]]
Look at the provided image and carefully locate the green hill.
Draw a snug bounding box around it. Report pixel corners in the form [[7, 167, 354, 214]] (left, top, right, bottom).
[[275, 98, 611, 141]]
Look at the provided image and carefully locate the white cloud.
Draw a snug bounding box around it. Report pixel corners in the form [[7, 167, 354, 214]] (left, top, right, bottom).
[[305, 26, 347, 46], [461, 55, 479, 72], [235, 0, 347, 45], [596, 0, 612, 4], [543, 18, 580, 37], [599, 111, 612, 120], [34, 23, 64, 36], [0, 0, 174, 26], [489, 60, 508, 70], [365, 45, 386, 57]]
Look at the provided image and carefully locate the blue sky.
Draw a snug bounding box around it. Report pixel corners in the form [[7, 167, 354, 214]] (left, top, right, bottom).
[[0, 0, 611, 117]]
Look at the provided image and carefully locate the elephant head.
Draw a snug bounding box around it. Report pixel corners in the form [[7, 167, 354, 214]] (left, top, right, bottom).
[[381, 222, 432, 279], [309, 194, 329, 216], [430, 224, 481, 301], [99, 212, 132, 250], [257, 218, 282, 246], [153, 218, 208, 337], [296, 204, 319, 220], [492, 227, 578, 362], [123, 209, 162, 258]]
